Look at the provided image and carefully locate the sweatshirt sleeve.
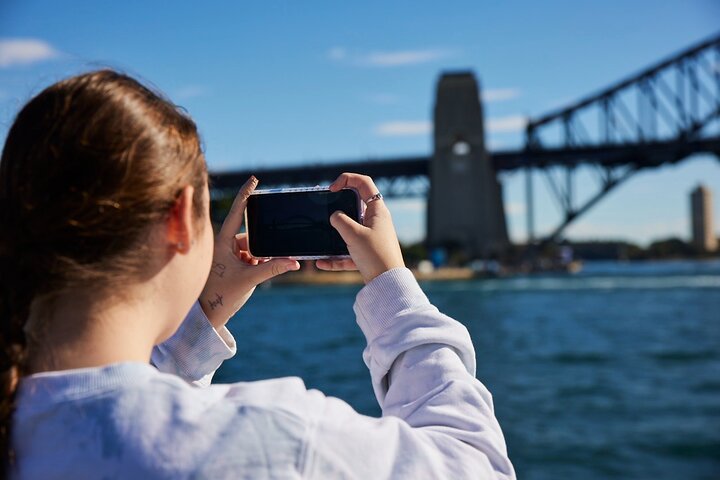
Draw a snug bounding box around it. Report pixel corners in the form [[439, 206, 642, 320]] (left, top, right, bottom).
[[151, 301, 237, 387], [304, 268, 515, 479]]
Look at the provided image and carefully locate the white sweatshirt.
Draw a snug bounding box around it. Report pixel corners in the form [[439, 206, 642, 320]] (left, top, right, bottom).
[[12, 268, 515, 479]]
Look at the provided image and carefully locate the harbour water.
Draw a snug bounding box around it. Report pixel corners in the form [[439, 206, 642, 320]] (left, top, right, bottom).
[[215, 260, 720, 479]]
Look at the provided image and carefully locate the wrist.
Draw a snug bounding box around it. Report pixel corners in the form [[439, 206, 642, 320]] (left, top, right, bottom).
[[354, 267, 427, 338], [364, 260, 406, 284], [198, 289, 232, 329]]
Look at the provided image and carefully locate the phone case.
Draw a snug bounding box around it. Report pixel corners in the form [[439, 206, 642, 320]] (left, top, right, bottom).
[[244, 186, 365, 260]]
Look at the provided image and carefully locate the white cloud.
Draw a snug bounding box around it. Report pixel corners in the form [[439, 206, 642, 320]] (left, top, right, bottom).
[[482, 88, 521, 103], [486, 115, 528, 133], [329, 47, 455, 67], [174, 85, 208, 100], [361, 49, 453, 67], [0, 39, 59, 68], [374, 120, 432, 137], [374, 116, 527, 137], [327, 47, 347, 61]]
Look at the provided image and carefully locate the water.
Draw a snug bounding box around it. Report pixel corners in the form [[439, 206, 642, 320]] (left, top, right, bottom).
[[215, 260, 720, 479]]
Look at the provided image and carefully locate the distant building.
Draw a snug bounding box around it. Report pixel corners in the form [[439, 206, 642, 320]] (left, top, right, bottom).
[[690, 185, 717, 252]]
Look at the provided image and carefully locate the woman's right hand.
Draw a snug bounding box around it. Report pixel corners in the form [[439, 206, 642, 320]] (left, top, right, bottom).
[[316, 173, 405, 284]]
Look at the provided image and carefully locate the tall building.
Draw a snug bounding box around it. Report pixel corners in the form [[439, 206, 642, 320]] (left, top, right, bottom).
[[690, 185, 717, 252]]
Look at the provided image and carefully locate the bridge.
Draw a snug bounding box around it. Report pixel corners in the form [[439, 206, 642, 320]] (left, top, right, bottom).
[[210, 33, 720, 257]]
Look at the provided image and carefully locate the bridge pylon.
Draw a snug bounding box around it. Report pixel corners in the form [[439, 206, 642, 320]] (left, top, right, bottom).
[[427, 72, 509, 259]]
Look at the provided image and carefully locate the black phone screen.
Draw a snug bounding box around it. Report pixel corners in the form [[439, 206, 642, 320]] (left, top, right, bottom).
[[246, 189, 360, 257]]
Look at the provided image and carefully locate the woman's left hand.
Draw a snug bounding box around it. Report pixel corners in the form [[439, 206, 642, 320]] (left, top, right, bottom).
[[199, 176, 300, 329]]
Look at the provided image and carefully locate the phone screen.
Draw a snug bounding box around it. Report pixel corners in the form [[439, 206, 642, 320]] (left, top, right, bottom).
[[246, 189, 360, 257]]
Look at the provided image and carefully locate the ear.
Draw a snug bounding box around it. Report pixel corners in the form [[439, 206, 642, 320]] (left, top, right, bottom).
[[167, 186, 195, 254]]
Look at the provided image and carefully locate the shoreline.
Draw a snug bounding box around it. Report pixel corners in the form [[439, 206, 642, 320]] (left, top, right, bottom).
[[266, 257, 720, 286], [271, 266, 479, 285]]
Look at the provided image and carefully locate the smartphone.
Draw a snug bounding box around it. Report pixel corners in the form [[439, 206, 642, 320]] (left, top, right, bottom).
[[245, 186, 363, 259]]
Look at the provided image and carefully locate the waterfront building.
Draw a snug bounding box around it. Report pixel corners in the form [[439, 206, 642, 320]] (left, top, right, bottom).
[[690, 185, 717, 252]]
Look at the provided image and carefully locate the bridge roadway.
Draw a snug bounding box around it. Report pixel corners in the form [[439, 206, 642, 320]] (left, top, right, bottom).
[[209, 32, 720, 246], [209, 137, 720, 191]]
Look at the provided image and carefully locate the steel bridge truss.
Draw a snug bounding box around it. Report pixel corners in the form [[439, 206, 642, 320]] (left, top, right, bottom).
[[210, 33, 720, 247], [373, 175, 429, 199], [524, 33, 720, 242]]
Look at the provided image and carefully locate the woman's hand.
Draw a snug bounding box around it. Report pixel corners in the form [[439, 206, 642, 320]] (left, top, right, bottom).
[[316, 173, 405, 284], [199, 176, 300, 329]]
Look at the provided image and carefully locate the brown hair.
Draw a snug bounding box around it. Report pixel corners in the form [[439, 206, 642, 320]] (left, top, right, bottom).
[[0, 70, 208, 470]]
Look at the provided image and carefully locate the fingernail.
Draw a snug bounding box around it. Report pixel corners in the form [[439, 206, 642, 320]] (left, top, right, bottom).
[[250, 175, 258, 184], [286, 262, 300, 271]]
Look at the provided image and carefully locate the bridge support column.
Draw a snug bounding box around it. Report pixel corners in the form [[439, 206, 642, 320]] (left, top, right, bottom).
[[526, 165, 534, 243], [427, 72, 509, 259]]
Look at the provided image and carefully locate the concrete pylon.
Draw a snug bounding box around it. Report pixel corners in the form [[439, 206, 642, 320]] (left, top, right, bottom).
[[426, 72, 509, 258]]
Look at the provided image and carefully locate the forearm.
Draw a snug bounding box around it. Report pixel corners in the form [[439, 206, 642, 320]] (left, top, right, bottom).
[[353, 268, 514, 477]]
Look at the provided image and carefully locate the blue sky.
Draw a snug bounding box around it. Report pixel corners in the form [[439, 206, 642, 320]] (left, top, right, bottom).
[[1, 1, 719, 245]]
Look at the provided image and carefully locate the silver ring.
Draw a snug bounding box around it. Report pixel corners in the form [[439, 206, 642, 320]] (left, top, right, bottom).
[[365, 192, 383, 204]]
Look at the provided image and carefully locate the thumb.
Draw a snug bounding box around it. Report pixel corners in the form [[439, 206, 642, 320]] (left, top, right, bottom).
[[329, 211, 365, 243], [248, 258, 300, 285]]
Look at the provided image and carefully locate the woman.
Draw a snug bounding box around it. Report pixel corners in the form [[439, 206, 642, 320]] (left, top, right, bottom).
[[0, 70, 514, 479]]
